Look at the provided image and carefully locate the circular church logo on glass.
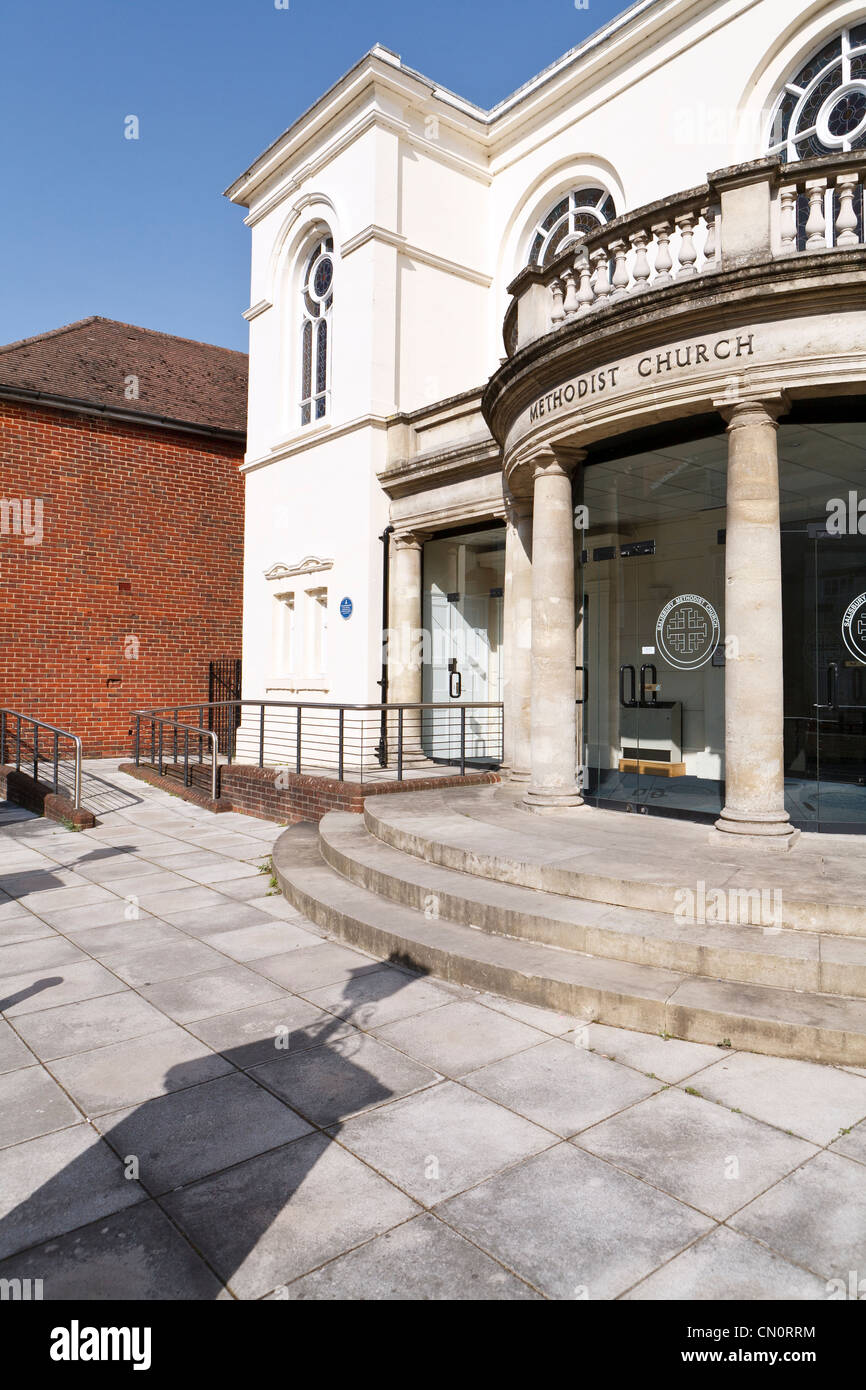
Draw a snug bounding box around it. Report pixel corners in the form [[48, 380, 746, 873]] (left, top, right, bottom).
[[842, 593, 866, 664], [656, 594, 720, 671]]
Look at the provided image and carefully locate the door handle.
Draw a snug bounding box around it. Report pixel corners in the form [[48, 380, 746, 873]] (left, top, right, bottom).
[[448, 659, 462, 699], [640, 664, 658, 707], [620, 665, 637, 708], [575, 665, 587, 706]]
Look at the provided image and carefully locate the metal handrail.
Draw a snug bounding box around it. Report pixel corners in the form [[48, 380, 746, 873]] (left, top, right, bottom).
[[131, 699, 504, 795], [133, 713, 220, 801], [0, 709, 83, 809]]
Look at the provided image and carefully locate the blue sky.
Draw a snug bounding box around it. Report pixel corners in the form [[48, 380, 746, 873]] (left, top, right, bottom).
[[0, 0, 636, 352]]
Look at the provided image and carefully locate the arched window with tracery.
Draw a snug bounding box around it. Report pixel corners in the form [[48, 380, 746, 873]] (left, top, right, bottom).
[[299, 234, 334, 426], [527, 187, 616, 267], [768, 24, 866, 161]]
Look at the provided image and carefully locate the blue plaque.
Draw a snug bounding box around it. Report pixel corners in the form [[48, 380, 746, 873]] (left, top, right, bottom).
[[339, 597, 353, 620]]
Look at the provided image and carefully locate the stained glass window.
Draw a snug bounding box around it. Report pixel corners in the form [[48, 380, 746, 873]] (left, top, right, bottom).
[[527, 188, 616, 267], [299, 234, 333, 426], [768, 27, 866, 161]]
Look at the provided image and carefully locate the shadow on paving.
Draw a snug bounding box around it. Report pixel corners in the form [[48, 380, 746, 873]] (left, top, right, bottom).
[[0, 957, 427, 1299]]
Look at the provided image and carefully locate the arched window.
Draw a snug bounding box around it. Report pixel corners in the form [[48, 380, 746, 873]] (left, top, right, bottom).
[[528, 187, 616, 267], [299, 235, 334, 426], [768, 24, 866, 161]]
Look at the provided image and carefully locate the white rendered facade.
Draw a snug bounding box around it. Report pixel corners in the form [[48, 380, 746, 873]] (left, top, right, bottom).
[[228, 0, 866, 834]]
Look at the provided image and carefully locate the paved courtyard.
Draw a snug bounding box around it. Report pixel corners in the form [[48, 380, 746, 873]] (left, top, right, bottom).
[[1, 762, 865, 1300]]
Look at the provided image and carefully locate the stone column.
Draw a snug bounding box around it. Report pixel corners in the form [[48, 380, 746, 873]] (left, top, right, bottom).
[[388, 529, 428, 764], [524, 447, 584, 811], [504, 492, 533, 781], [713, 395, 798, 848]]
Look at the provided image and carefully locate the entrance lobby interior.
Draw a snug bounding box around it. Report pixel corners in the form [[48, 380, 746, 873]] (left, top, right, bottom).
[[578, 405, 866, 832]]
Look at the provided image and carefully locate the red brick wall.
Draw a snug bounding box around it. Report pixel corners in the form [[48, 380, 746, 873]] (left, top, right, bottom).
[[218, 764, 501, 824], [0, 400, 244, 756]]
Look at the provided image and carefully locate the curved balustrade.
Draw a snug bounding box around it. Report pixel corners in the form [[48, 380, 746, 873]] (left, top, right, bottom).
[[505, 153, 866, 352]]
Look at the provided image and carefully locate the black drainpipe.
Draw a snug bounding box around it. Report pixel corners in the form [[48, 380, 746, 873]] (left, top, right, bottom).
[[376, 524, 394, 766]]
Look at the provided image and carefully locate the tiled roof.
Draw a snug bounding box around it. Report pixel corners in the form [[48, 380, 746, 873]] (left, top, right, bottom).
[[0, 316, 248, 436]]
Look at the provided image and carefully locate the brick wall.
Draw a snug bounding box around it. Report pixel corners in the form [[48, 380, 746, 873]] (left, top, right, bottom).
[[0, 400, 243, 755], [218, 765, 501, 823]]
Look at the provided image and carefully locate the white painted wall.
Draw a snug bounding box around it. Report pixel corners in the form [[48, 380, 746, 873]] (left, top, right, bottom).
[[231, 0, 863, 715]]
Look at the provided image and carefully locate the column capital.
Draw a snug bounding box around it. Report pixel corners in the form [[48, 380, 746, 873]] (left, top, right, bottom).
[[529, 443, 587, 480], [391, 528, 429, 552], [714, 391, 790, 431], [504, 487, 533, 524]]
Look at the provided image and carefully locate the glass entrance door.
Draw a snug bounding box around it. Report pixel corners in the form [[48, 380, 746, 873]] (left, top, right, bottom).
[[783, 527, 866, 829], [422, 525, 504, 765], [580, 429, 727, 820]]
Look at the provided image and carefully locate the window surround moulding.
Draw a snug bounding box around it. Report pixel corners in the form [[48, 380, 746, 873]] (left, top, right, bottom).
[[265, 557, 334, 582]]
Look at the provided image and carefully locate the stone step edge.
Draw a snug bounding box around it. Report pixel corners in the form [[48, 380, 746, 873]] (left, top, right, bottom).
[[273, 824, 866, 1067], [317, 814, 866, 1000], [362, 799, 866, 937]]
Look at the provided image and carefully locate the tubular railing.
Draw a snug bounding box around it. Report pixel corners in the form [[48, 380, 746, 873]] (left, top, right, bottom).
[[0, 709, 83, 809], [131, 700, 504, 798]]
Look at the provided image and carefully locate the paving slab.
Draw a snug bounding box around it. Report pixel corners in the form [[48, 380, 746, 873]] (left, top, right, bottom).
[[474, 993, 576, 1035], [585, 1023, 728, 1083], [0, 915, 56, 946], [304, 965, 453, 1030], [833, 1116, 866, 1166], [10, 990, 168, 1061], [251, 942, 385, 993], [199, 919, 320, 962], [690, 1051, 866, 1144], [138, 964, 287, 1024], [95, 1071, 312, 1195], [106, 937, 230, 987], [57, 918, 183, 958], [464, 1038, 662, 1136], [334, 1081, 554, 1204], [187, 996, 353, 1069], [252, 1032, 438, 1126], [0, 1065, 82, 1147], [374, 999, 547, 1077], [0, 960, 125, 1017], [730, 1149, 866, 1280], [0, 1019, 35, 1074], [162, 1134, 419, 1298], [0, 1200, 226, 1300], [284, 1212, 540, 1300], [576, 1085, 817, 1220], [0, 1126, 145, 1260], [437, 1141, 713, 1300], [623, 1224, 830, 1300], [0, 936, 89, 978], [161, 902, 278, 936], [48, 1026, 234, 1115]]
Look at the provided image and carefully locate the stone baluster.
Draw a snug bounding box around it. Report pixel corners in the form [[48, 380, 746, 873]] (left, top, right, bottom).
[[609, 239, 630, 300], [550, 277, 565, 326], [651, 221, 674, 285], [804, 179, 828, 250], [629, 229, 652, 292], [779, 186, 798, 255], [575, 249, 595, 313], [675, 211, 699, 278], [701, 204, 720, 271], [590, 247, 612, 306], [562, 268, 580, 316], [835, 173, 861, 248]]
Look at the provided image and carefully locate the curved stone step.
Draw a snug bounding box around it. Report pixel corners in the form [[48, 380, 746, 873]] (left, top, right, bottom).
[[273, 823, 866, 1066], [318, 812, 866, 997], [363, 788, 866, 936]]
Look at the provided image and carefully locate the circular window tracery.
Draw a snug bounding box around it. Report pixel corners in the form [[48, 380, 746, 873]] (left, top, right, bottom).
[[768, 24, 866, 160], [528, 187, 616, 267]]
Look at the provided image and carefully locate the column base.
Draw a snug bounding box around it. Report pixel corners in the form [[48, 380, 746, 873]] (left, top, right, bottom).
[[711, 809, 800, 852], [523, 785, 584, 813]]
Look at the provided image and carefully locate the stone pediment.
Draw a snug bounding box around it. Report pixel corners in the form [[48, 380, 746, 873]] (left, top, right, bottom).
[[264, 556, 334, 581]]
